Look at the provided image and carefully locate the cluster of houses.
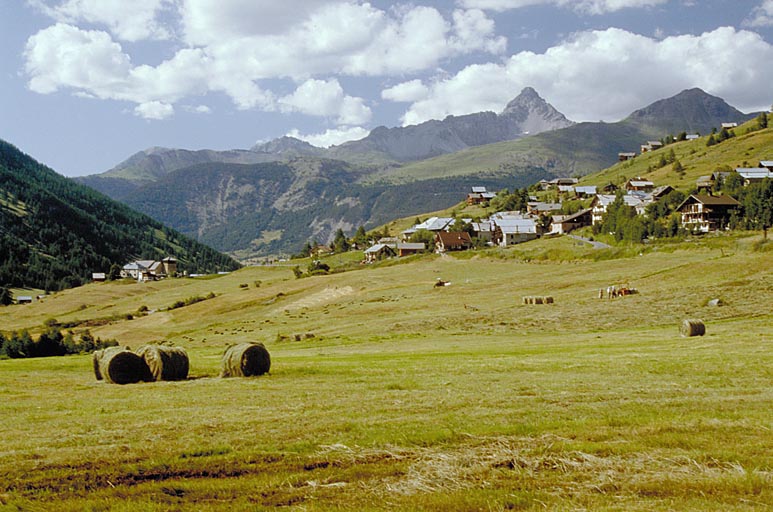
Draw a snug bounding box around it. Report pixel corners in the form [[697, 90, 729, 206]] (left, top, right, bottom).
[[118, 257, 178, 282], [364, 159, 770, 261]]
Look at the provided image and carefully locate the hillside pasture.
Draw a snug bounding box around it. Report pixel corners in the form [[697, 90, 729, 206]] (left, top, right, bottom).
[[1, 235, 772, 510]]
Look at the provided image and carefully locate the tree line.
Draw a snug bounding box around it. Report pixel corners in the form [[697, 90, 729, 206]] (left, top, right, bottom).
[[0, 328, 117, 359]]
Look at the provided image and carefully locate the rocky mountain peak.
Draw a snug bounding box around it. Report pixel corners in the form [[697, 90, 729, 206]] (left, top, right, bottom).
[[500, 87, 574, 133], [252, 136, 322, 155]]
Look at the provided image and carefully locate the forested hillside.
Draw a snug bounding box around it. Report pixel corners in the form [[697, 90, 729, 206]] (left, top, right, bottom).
[[0, 140, 240, 291]]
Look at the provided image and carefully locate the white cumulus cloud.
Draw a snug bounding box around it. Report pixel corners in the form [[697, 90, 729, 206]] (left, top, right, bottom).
[[401, 26, 773, 125], [286, 126, 370, 148], [24, 1, 506, 121], [457, 0, 668, 14], [744, 0, 773, 27], [134, 101, 174, 120], [29, 0, 173, 41], [24, 23, 132, 96], [382, 80, 430, 102], [279, 79, 371, 125]]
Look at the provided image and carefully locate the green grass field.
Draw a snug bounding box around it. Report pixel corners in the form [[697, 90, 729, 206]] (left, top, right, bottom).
[[1, 234, 772, 510]]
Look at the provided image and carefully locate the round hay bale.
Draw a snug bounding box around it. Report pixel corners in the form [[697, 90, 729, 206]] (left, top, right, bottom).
[[136, 345, 189, 381], [93, 349, 104, 380], [544, 296, 554, 304], [221, 343, 271, 377], [98, 346, 154, 385], [534, 297, 544, 305], [680, 319, 706, 337]]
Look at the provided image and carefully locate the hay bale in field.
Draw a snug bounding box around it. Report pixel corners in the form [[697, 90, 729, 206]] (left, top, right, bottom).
[[93, 349, 104, 380], [544, 296, 554, 304], [136, 345, 189, 381], [221, 342, 271, 377], [680, 319, 706, 337], [534, 296, 544, 304], [97, 346, 154, 384]]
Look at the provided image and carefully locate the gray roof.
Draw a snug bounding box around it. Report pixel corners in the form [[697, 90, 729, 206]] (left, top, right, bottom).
[[759, 160, 773, 167], [364, 243, 392, 254], [471, 186, 487, 193], [575, 185, 597, 195], [494, 218, 537, 234], [397, 242, 425, 250], [736, 168, 773, 179]]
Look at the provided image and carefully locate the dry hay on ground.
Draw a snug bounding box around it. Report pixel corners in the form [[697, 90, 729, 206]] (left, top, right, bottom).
[[95, 346, 154, 385], [136, 344, 189, 381], [221, 342, 271, 377]]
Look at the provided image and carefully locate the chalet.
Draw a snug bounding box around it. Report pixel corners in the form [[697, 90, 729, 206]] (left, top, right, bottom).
[[557, 185, 574, 193], [601, 182, 618, 193], [590, 194, 647, 225], [735, 168, 773, 185], [364, 243, 396, 262], [470, 221, 493, 243], [697, 171, 733, 192], [492, 217, 538, 246], [760, 160, 773, 170], [542, 178, 578, 190], [721, 122, 738, 129], [574, 185, 597, 197], [401, 216, 454, 239], [686, 134, 700, 141], [121, 257, 177, 281], [625, 178, 655, 192], [466, 186, 496, 205], [677, 194, 740, 233], [640, 141, 663, 153], [651, 185, 674, 200], [311, 245, 333, 257], [618, 152, 636, 161], [550, 208, 592, 235], [16, 296, 33, 305], [435, 231, 473, 252], [92, 273, 106, 282], [396, 242, 425, 256], [527, 202, 562, 216]]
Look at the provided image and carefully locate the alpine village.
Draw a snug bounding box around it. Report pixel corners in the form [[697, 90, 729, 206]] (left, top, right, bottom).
[[2, 86, 772, 511]]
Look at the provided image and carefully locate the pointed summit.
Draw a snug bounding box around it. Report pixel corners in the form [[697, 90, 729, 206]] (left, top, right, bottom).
[[624, 88, 754, 134], [500, 87, 574, 133]]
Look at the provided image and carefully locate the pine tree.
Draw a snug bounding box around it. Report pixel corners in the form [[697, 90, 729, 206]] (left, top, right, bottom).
[[0, 286, 12, 306]]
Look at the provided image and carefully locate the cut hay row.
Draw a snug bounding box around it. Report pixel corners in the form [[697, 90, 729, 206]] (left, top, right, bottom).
[[522, 296, 554, 305], [93, 343, 271, 383], [221, 342, 271, 377], [136, 345, 189, 381]]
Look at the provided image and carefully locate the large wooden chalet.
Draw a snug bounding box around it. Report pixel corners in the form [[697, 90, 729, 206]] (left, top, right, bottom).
[[677, 194, 740, 233]]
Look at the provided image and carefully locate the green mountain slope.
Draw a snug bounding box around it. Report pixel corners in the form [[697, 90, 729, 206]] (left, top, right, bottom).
[[579, 120, 773, 191], [0, 140, 240, 291]]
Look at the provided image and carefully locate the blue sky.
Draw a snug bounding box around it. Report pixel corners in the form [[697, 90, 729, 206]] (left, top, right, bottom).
[[1, 0, 773, 177]]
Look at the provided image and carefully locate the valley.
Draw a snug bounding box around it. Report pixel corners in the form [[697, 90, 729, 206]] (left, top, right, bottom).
[[0, 234, 771, 510]]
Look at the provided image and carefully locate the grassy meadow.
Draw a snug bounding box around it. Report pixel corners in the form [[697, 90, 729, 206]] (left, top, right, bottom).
[[1, 234, 772, 510]]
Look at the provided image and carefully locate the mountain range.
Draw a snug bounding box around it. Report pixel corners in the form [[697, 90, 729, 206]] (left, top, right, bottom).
[[76, 87, 755, 259]]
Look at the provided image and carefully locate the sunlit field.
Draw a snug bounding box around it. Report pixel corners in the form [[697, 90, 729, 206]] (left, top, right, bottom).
[[1, 234, 772, 510]]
